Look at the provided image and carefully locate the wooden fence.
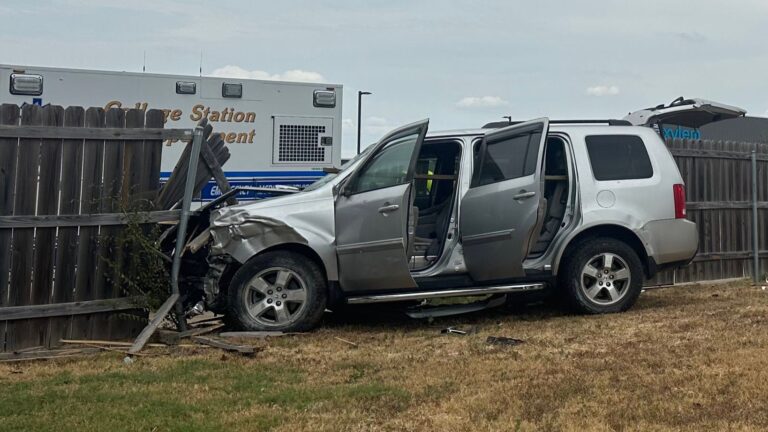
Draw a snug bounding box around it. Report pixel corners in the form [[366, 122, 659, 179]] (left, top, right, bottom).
[[648, 138, 768, 285], [0, 104, 190, 353]]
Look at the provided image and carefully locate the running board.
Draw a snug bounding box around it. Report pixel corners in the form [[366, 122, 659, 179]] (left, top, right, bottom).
[[405, 295, 507, 319], [345, 283, 545, 305]]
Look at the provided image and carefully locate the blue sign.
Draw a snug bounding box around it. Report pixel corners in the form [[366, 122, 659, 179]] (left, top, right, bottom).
[[32, 98, 42, 106], [159, 170, 326, 202], [662, 126, 701, 140]]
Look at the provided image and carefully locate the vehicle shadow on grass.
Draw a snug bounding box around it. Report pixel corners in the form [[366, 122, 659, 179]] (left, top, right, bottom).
[[320, 287, 691, 331], [321, 292, 569, 331]]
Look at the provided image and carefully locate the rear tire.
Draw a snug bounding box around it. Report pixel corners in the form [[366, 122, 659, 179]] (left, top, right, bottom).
[[227, 251, 327, 332], [559, 237, 643, 314]]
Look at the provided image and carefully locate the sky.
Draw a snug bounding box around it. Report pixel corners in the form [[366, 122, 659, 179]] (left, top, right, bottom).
[[1, 0, 767, 157]]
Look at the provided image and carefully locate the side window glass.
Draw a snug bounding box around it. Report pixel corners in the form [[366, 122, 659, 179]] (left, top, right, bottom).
[[585, 135, 653, 181], [474, 132, 540, 187], [349, 133, 418, 194]]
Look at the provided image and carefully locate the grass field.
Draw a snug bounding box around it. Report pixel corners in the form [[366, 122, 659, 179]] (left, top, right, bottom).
[[2, 280, 768, 431]]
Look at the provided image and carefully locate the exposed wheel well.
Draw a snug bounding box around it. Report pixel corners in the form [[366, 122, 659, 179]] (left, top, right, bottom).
[[558, 225, 652, 278]]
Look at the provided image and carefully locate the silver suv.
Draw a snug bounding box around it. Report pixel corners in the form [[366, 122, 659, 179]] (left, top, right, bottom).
[[201, 116, 699, 331]]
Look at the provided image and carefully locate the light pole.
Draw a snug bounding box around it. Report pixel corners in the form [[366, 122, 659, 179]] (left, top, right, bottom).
[[357, 91, 372, 154], [502, 115, 512, 124]]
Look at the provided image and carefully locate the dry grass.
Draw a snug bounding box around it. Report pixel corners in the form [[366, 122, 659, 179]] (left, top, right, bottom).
[[2, 280, 768, 431]]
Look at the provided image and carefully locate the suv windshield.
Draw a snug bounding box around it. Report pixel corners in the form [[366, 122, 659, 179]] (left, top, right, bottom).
[[303, 146, 373, 191]]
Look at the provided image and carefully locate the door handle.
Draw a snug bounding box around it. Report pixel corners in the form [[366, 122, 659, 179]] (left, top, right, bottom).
[[378, 204, 400, 214], [513, 191, 536, 200]]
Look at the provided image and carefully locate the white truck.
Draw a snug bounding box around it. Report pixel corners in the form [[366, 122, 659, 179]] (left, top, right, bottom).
[[0, 64, 343, 200]]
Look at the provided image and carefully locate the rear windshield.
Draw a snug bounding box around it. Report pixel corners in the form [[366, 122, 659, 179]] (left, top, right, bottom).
[[585, 135, 653, 181]]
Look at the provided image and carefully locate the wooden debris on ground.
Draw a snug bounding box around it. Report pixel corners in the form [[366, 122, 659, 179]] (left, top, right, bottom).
[[218, 331, 288, 339], [156, 323, 225, 345], [191, 336, 258, 356]]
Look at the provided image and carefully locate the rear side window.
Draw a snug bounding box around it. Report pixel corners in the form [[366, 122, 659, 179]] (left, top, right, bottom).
[[473, 131, 541, 187], [585, 135, 653, 181]]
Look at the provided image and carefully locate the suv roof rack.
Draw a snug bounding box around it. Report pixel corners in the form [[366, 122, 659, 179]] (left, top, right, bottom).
[[482, 119, 632, 128]]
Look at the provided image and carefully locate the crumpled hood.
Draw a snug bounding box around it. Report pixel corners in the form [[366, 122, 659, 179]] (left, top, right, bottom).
[[211, 188, 329, 227], [207, 186, 337, 265]]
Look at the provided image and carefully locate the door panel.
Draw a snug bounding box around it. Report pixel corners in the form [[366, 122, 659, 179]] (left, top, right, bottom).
[[460, 118, 549, 282], [335, 119, 428, 291]]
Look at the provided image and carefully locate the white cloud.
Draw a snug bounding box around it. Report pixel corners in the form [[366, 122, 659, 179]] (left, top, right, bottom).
[[455, 96, 509, 109], [586, 85, 620, 96], [365, 116, 389, 126], [210, 65, 326, 83]]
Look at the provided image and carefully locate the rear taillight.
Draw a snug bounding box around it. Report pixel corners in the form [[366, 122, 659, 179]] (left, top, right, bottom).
[[673, 184, 686, 219]]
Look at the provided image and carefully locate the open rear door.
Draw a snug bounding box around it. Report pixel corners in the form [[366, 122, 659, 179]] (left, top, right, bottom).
[[335, 120, 428, 292], [460, 118, 549, 282], [623, 97, 746, 128]]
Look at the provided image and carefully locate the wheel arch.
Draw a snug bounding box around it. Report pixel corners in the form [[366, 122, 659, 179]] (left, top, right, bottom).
[[553, 224, 653, 278]]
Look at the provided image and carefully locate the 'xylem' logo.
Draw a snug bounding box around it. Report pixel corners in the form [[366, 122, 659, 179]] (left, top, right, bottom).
[[663, 126, 701, 140]]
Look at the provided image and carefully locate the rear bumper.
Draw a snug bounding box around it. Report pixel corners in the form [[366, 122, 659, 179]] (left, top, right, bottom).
[[641, 218, 698, 267]]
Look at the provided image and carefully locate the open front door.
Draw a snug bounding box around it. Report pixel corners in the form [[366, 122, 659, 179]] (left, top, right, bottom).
[[460, 118, 549, 282], [335, 120, 428, 292]]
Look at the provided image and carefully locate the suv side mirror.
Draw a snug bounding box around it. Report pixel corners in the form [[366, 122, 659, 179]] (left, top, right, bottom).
[[334, 182, 350, 197]]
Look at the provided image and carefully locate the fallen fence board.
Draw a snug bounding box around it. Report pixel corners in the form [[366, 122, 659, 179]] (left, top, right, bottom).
[[192, 336, 256, 355]]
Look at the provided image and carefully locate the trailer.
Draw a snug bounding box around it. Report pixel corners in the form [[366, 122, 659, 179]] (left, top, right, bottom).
[[0, 64, 343, 200]]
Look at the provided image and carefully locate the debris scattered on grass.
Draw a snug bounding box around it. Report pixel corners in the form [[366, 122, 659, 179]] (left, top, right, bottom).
[[486, 336, 524, 346], [334, 336, 358, 347], [440, 326, 478, 336], [219, 331, 287, 339], [191, 336, 258, 356], [156, 320, 227, 345]]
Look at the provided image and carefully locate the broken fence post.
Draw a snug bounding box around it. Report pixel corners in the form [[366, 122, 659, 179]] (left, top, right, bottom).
[[127, 121, 205, 356]]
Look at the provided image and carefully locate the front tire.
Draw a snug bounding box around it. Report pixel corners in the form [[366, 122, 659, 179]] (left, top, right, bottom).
[[227, 251, 327, 332], [559, 237, 643, 314]]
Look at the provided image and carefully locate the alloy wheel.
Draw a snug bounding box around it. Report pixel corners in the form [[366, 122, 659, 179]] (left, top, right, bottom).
[[579, 253, 632, 305], [245, 267, 308, 326]]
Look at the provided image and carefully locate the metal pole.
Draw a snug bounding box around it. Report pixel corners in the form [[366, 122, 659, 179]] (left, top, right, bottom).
[[356, 91, 371, 154], [170, 122, 206, 330], [752, 150, 760, 283], [357, 91, 362, 155]]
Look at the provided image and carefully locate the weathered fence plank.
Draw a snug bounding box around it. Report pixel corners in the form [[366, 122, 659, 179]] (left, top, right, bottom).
[[48, 106, 85, 345], [7, 105, 43, 351], [144, 110, 165, 201], [1, 297, 143, 321], [0, 125, 191, 140], [32, 105, 64, 348], [0, 210, 180, 228], [0, 104, 20, 352]]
